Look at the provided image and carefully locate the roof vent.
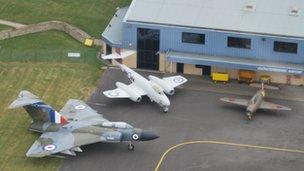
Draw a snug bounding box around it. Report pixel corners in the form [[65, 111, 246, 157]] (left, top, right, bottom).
[[244, 4, 255, 12], [290, 7, 300, 16]]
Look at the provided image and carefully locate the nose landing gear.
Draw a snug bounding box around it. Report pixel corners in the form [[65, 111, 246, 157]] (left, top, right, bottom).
[[127, 143, 134, 151], [163, 106, 169, 113]]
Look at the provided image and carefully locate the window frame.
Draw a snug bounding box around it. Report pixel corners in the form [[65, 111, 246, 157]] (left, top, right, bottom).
[[227, 36, 251, 49], [273, 41, 298, 54], [182, 32, 205, 45]]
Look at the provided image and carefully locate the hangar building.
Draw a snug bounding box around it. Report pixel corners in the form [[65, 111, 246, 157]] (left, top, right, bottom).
[[102, 0, 304, 85]]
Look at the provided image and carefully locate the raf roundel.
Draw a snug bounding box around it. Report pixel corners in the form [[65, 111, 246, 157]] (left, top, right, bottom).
[[108, 91, 119, 97], [173, 77, 184, 83], [132, 134, 139, 141], [75, 105, 86, 110], [43, 144, 56, 151]]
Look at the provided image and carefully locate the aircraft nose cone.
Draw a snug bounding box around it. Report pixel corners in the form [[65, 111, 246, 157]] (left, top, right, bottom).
[[26, 143, 46, 158], [140, 130, 159, 141]]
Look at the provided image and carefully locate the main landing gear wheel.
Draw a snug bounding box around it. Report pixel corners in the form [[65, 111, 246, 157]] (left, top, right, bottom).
[[128, 144, 134, 151], [247, 115, 253, 120]]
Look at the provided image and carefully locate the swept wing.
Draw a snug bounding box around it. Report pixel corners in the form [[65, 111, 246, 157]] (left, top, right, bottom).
[[26, 130, 114, 157], [59, 99, 108, 122]]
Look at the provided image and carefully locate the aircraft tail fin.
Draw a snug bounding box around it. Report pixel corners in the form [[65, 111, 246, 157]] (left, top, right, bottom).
[[9, 91, 68, 125], [250, 83, 279, 90]]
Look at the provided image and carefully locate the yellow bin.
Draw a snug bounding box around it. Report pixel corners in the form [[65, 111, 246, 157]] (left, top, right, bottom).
[[212, 72, 229, 84], [260, 75, 271, 84], [84, 38, 94, 47]]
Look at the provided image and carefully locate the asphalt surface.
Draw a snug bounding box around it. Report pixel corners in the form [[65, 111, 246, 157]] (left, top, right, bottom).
[[60, 69, 304, 171]]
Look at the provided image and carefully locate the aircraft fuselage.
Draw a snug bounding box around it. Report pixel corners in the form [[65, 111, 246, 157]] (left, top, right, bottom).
[[246, 89, 265, 118]]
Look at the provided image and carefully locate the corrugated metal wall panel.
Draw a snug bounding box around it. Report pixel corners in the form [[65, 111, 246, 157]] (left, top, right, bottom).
[[123, 22, 304, 64]]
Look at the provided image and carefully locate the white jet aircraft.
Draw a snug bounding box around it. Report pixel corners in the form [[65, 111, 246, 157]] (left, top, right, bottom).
[[102, 50, 187, 112]]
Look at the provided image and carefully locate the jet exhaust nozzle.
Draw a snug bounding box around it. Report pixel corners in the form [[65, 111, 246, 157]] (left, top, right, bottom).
[[169, 90, 175, 95]]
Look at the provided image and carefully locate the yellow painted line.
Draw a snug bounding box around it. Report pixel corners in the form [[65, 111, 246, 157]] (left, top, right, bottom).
[[154, 140, 304, 171]]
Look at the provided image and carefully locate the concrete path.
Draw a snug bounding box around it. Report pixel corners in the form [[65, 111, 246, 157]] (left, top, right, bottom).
[[0, 19, 103, 46], [0, 19, 26, 28]]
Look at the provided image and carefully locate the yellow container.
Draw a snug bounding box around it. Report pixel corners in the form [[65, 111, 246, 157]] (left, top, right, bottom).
[[84, 38, 94, 47], [238, 70, 256, 83], [212, 72, 229, 83], [260, 75, 271, 84]]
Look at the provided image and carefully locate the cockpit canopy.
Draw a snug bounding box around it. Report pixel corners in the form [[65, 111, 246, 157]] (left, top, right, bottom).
[[152, 85, 164, 95], [102, 122, 132, 129]]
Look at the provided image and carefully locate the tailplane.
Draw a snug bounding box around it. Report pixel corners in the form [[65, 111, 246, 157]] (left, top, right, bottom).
[[250, 83, 279, 90], [9, 91, 68, 125], [102, 50, 135, 60]]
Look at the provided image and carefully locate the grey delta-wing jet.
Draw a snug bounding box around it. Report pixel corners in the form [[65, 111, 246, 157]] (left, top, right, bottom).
[[9, 91, 159, 157], [220, 83, 291, 120], [102, 51, 188, 113]]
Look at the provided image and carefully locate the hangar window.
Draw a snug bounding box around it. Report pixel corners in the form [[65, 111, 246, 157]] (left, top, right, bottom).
[[274, 41, 298, 54], [227, 37, 251, 49], [106, 44, 112, 55], [182, 32, 205, 44]]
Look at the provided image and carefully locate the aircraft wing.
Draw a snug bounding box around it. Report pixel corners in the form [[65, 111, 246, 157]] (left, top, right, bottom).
[[26, 132, 75, 157], [26, 131, 109, 157], [59, 99, 108, 122], [220, 98, 249, 107], [163, 75, 188, 88], [103, 83, 146, 98], [259, 101, 291, 111]]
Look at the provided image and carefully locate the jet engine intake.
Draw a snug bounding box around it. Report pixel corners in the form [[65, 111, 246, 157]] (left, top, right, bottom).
[[148, 75, 175, 95]]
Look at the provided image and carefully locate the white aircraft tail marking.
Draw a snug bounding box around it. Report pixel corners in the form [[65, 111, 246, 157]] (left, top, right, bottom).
[[102, 50, 136, 60], [250, 83, 279, 90]]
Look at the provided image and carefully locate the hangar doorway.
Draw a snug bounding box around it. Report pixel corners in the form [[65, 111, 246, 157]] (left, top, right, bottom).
[[176, 63, 184, 73], [202, 65, 211, 76], [196, 65, 211, 76], [137, 28, 160, 70]]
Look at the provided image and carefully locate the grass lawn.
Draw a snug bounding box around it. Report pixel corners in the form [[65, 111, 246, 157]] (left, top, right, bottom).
[[0, 24, 11, 30], [0, 62, 101, 171], [0, 30, 103, 171], [0, 0, 133, 60], [0, 30, 100, 63], [0, 0, 132, 37]]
